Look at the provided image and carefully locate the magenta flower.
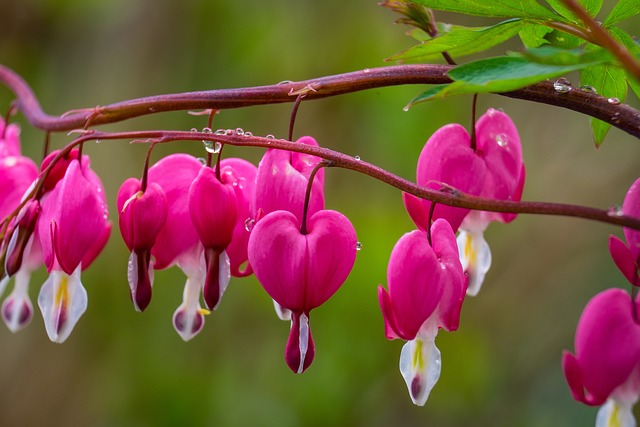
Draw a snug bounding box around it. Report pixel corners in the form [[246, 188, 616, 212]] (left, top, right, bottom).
[[562, 288, 640, 427], [188, 166, 236, 311], [248, 209, 357, 373], [219, 158, 257, 277], [404, 109, 524, 296], [253, 136, 325, 224], [0, 118, 21, 158], [609, 178, 640, 287], [253, 136, 325, 320], [117, 178, 168, 312], [145, 154, 206, 341], [378, 219, 466, 406], [37, 157, 111, 342]]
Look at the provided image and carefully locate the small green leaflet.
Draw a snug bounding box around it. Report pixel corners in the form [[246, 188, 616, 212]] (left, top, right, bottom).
[[521, 45, 612, 66], [603, 0, 640, 25], [580, 64, 627, 146], [519, 23, 553, 48], [388, 19, 526, 63], [545, 0, 603, 22], [409, 0, 560, 20]]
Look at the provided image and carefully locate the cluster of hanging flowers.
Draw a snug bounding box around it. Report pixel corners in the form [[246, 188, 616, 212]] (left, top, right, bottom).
[[2, 108, 639, 427]]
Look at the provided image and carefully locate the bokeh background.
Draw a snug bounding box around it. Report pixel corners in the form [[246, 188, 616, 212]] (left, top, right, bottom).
[[1, 1, 639, 426]]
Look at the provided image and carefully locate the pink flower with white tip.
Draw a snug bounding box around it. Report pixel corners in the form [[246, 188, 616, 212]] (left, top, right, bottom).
[[378, 219, 466, 406], [404, 109, 524, 296], [253, 136, 325, 320], [562, 288, 640, 427], [248, 209, 357, 373], [37, 154, 111, 342], [609, 178, 640, 287]]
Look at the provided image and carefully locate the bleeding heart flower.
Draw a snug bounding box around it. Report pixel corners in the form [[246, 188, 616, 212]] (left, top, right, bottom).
[[609, 178, 640, 287], [117, 178, 168, 312], [378, 219, 466, 406], [37, 157, 111, 342], [248, 209, 357, 373], [188, 166, 237, 310], [404, 109, 524, 297], [562, 288, 640, 427]]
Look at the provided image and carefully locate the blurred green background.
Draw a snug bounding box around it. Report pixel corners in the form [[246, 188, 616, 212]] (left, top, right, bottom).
[[1, 1, 639, 426]]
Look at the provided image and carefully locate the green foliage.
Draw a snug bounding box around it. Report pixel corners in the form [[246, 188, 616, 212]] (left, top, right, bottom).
[[406, 49, 610, 106], [388, 19, 526, 63], [410, 0, 560, 20], [545, 0, 603, 21], [391, 0, 640, 146], [603, 0, 640, 25]]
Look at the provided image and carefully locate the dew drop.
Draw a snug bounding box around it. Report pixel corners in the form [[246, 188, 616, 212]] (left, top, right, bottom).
[[553, 77, 571, 93], [225, 129, 234, 135], [277, 80, 294, 85], [356, 242, 363, 251], [354, 155, 361, 161], [102, 209, 109, 220], [608, 97, 621, 105], [235, 128, 245, 135], [191, 128, 198, 132], [402, 106, 410, 112], [244, 218, 255, 232], [95, 139, 101, 144], [495, 134, 508, 147], [244, 131, 253, 137], [266, 134, 276, 139], [611, 112, 621, 123], [203, 140, 222, 154], [214, 129, 226, 135], [363, 68, 370, 73], [197, 157, 207, 165], [608, 205, 623, 217], [580, 85, 597, 94]]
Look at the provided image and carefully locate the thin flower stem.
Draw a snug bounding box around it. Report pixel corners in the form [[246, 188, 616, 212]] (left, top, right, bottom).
[[1, 64, 639, 138], [426, 202, 436, 246], [559, 0, 640, 82], [67, 129, 640, 231], [469, 94, 478, 152], [289, 94, 305, 142], [300, 160, 331, 235]]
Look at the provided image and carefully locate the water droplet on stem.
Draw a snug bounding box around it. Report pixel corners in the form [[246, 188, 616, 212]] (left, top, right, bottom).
[[553, 77, 571, 93]]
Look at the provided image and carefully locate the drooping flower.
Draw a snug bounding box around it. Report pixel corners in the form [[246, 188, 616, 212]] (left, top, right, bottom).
[[145, 154, 205, 341], [117, 178, 168, 312], [0, 118, 21, 158], [248, 209, 357, 373], [378, 219, 466, 406], [253, 136, 325, 320], [219, 158, 258, 277], [36, 157, 111, 342], [404, 109, 524, 296], [188, 165, 237, 311], [609, 178, 640, 287], [562, 288, 640, 427]]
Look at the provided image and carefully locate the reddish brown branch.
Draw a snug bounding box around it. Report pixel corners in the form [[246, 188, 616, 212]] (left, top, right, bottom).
[[67, 129, 640, 231], [1, 64, 639, 138]]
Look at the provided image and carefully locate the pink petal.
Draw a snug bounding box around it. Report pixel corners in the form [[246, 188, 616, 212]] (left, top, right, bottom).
[[622, 178, 640, 262], [148, 154, 202, 270], [248, 209, 356, 313], [285, 312, 315, 374], [0, 155, 38, 219], [571, 289, 640, 405], [117, 179, 168, 252], [383, 229, 445, 340], [411, 124, 486, 232], [219, 158, 258, 277], [189, 166, 237, 251], [0, 121, 21, 158], [253, 136, 324, 225], [39, 161, 107, 275], [609, 236, 639, 287]]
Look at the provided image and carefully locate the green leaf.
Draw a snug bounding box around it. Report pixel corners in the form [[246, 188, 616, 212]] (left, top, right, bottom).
[[521, 45, 612, 66], [543, 29, 583, 48], [389, 19, 526, 63], [603, 0, 640, 25], [519, 23, 553, 48], [545, 0, 603, 21], [409, 0, 560, 20], [628, 74, 640, 101], [406, 53, 610, 107], [580, 64, 627, 146]]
